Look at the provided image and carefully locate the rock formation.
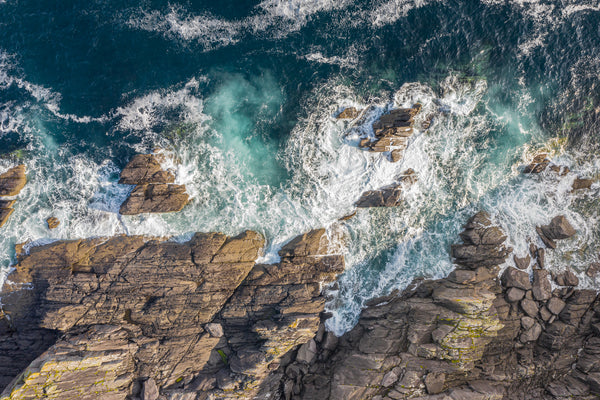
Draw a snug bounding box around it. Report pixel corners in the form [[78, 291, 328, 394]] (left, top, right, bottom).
[[264, 212, 600, 399], [336, 107, 361, 120], [359, 104, 421, 163], [118, 154, 189, 215], [0, 165, 26, 228], [1, 212, 600, 399], [355, 169, 417, 208], [0, 228, 343, 400], [46, 217, 60, 229]]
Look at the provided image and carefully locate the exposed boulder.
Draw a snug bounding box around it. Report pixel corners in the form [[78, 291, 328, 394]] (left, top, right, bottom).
[[119, 184, 189, 214], [523, 154, 550, 174], [0, 206, 14, 228], [336, 107, 361, 119], [46, 216, 60, 229], [118, 154, 175, 185], [587, 262, 600, 279], [0, 165, 27, 196], [555, 268, 580, 287], [540, 215, 577, 241], [572, 177, 593, 191], [513, 254, 530, 270], [501, 267, 531, 290], [532, 269, 552, 301]]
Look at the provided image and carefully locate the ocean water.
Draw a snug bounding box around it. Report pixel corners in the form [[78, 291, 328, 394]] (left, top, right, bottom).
[[1, 0, 599, 334]]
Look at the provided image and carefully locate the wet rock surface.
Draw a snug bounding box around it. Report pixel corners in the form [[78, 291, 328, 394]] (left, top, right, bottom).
[[0, 165, 26, 228], [119, 154, 189, 215], [355, 169, 417, 208], [359, 104, 421, 163]]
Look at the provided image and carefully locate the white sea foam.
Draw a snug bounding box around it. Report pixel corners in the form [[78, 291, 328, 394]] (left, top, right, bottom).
[[368, 0, 439, 27]]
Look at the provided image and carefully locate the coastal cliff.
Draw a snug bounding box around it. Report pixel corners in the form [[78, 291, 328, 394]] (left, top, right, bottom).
[[1, 213, 599, 400]]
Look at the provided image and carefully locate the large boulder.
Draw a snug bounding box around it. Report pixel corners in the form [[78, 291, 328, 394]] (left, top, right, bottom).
[[540, 215, 576, 241], [355, 170, 417, 208], [120, 184, 189, 214], [119, 154, 175, 185]]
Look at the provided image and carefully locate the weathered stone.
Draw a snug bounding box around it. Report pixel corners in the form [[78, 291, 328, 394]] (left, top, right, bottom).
[[536, 248, 545, 269], [142, 378, 159, 400], [520, 298, 539, 318], [501, 268, 531, 290], [532, 270, 551, 301], [389, 149, 403, 163], [296, 339, 317, 364], [547, 297, 566, 315], [0, 165, 27, 196], [520, 322, 542, 343], [521, 316, 535, 330], [119, 154, 175, 185], [506, 287, 525, 303], [337, 107, 360, 119], [355, 170, 416, 208], [0, 207, 14, 228], [586, 262, 600, 279], [425, 372, 445, 394], [523, 154, 550, 174], [205, 323, 224, 338], [46, 217, 60, 230], [555, 269, 579, 287], [540, 215, 577, 240], [120, 184, 189, 214], [513, 254, 530, 270], [536, 226, 556, 249]]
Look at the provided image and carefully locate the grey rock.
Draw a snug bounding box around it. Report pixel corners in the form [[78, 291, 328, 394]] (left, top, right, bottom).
[[142, 378, 159, 400], [205, 323, 224, 338], [521, 298, 539, 318], [520, 322, 542, 343], [513, 254, 530, 270], [547, 297, 566, 315], [506, 287, 525, 303], [532, 270, 551, 301], [296, 339, 318, 364], [521, 316, 535, 330], [425, 372, 445, 394], [555, 269, 579, 286], [501, 267, 531, 290], [541, 215, 577, 240]]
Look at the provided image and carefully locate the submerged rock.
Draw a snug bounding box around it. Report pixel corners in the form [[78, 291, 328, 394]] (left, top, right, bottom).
[[336, 107, 361, 119], [572, 177, 594, 191], [46, 216, 60, 229]]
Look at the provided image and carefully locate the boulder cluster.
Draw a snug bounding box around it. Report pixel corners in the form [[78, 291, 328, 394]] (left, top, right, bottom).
[[0, 165, 26, 228], [119, 154, 190, 215], [523, 153, 595, 191], [358, 104, 421, 163]]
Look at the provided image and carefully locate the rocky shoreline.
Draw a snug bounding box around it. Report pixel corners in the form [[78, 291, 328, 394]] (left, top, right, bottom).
[[0, 210, 599, 400]]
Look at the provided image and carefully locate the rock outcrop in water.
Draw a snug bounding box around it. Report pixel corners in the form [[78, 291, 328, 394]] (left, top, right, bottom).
[[119, 154, 190, 215], [360, 104, 421, 163], [0, 165, 26, 228], [355, 169, 417, 208], [0, 228, 343, 400], [1, 212, 599, 400]]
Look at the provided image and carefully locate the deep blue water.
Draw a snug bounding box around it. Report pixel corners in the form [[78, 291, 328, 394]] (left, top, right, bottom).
[[1, 0, 599, 333]]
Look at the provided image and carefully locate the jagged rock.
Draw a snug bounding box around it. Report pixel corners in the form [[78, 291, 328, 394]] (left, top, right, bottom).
[[355, 170, 416, 208], [296, 339, 317, 364], [46, 217, 60, 229], [337, 107, 361, 119], [389, 149, 403, 163], [540, 215, 577, 241], [119, 154, 175, 185], [523, 154, 550, 173], [536, 248, 545, 269], [536, 226, 556, 249], [572, 177, 593, 190], [0, 165, 26, 196], [521, 316, 535, 330], [532, 270, 551, 301], [513, 254, 530, 270], [501, 267, 531, 290], [362, 105, 421, 161], [555, 269, 579, 286], [120, 184, 189, 214]]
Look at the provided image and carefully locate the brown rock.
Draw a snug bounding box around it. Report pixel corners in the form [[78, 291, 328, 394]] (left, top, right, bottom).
[[572, 177, 593, 191], [120, 184, 189, 214], [501, 267, 532, 290], [586, 263, 600, 279], [540, 216, 577, 241], [513, 254, 530, 270], [520, 322, 542, 342], [555, 269, 579, 287], [355, 170, 416, 208], [521, 298, 539, 318], [0, 207, 14, 228], [536, 226, 557, 249], [532, 270, 552, 301], [46, 217, 60, 230], [523, 154, 550, 174], [389, 149, 403, 163], [119, 154, 175, 185], [547, 297, 566, 315], [425, 372, 445, 394], [337, 107, 361, 119], [536, 248, 545, 269], [0, 165, 27, 196], [506, 287, 525, 303]]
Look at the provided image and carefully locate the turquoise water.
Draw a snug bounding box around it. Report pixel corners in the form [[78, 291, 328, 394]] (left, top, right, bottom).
[[1, 0, 600, 333]]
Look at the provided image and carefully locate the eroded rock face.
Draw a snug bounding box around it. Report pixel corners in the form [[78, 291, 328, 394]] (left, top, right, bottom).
[[0, 228, 343, 400], [118, 154, 189, 215], [267, 213, 600, 400]]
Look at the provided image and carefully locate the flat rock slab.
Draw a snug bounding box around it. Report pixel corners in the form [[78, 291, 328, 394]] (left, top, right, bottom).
[[120, 184, 189, 214], [119, 154, 175, 185], [0, 207, 14, 228], [0, 165, 26, 196]]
